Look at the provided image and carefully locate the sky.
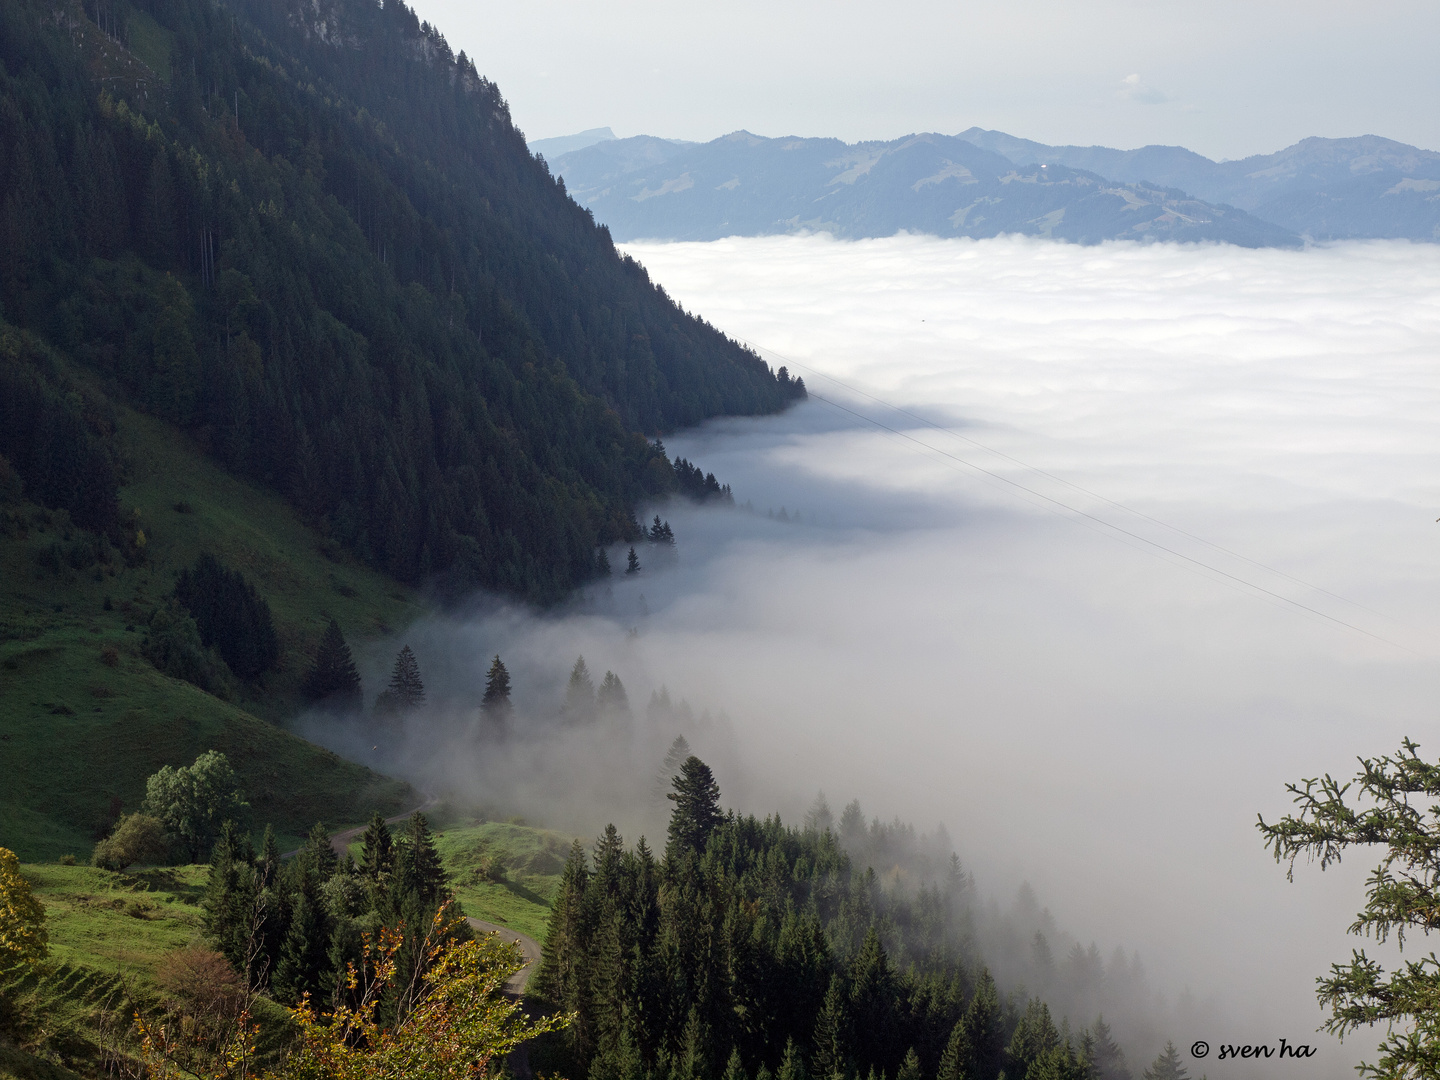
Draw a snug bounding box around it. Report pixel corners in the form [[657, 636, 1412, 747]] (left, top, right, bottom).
[[406, 0, 1440, 160], [307, 235, 1440, 1076]]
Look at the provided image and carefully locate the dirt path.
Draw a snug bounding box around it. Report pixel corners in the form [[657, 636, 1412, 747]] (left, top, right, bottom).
[[468, 918, 544, 1078], [466, 919, 542, 995], [282, 794, 439, 859]]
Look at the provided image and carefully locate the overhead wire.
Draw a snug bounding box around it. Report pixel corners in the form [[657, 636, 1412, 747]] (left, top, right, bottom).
[[730, 335, 1422, 656]]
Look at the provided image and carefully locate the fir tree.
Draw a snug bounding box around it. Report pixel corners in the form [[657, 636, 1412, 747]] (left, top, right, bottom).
[[304, 618, 362, 709], [965, 968, 1006, 1080], [896, 1048, 921, 1080], [596, 547, 612, 576], [938, 1016, 974, 1080], [626, 546, 640, 573], [394, 812, 446, 906], [358, 812, 395, 888], [564, 656, 596, 723], [481, 654, 513, 723], [1090, 1017, 1132, 1080], [811, 974, 849, 1080], [654, 734, 691, 803], [1142, 1043, 1188, 1080], [778, 1038, 808, 1080], [667, 755, 723, 855], [273, 888, 331, 1005], [724, 1046, 750, 1080], [597, 670, 630, 717], [380, 645, 425, 712]]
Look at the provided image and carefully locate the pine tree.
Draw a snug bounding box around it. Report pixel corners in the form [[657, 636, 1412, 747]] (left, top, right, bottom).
[[1141, 1043, 1188, 1080], [273, 889, 331, 1005], [626, 546, 640, 573], [596, 547, 612, 576], [481, 654, 512, 723], [304, 618, 362, 709], [358, 812, 394, 888], [382, 645, 425, 711], [666, 755, 723, 855], [811, 974, 848, 1080], [724, 1046, 750, 1080], [938, 1015, 974, 1080], [649, 515, 665, 542], [564, 656, 596, 723], [1090, 1017, 1132, 1080], [965, 967, 1006, 1080], [896, 1048, 921, 1080], [654, 734, 691, 803], [777, 1038, 808, 1080], [394, 812, 446, 906], [597, 671, 630, 717]]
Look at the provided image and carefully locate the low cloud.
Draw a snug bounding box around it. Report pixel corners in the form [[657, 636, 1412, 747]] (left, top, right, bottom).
[[303, 234, 1440, 1079]]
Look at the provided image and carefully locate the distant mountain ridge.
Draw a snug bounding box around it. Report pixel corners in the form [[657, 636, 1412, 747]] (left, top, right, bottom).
[[958, 129, 1440, 241], [544, 128, 1440, 245], [548, 130, 1298, 247]]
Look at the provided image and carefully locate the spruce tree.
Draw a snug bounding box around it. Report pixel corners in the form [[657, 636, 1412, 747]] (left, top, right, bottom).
[[654, 734, 691, 803], [1142, 1043, 1188, 1080], [304, 618, 362, 709], [965, 967, 1006, 1080], [358, 812, 394, 888], [1090, 1017, 1132, 1080], [723, 1046, 749, 1080], [626, 546, 640, 573], [481, 654, 512, 723], [564, 656, 596, 722], [938, 1016, 974, 1080], [273, 888, 332, 1005], [811, 974, 848, 1080], [597, 671, 630, 717], [394, 812, 446, 907], [383, 645, 425, 710], [596, 547, 612, 576], [777, 1035, 809, 1080], [666, 755, 723, 855]]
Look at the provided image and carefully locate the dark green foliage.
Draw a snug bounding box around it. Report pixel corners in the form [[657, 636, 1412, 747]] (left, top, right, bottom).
[[673, 458, 733, 503], [0, 321, 120, 534], [666, 755, 723, 856], [531, 759, 1117, 1080], [1141, 1042, 1188, 1080], [202, 809, 464, 1008], [378, 644, 424, 713], [0, 0, 797, 602], [627, 546, 641, 574], [174, 553, 279, 679], [358, 812, 395, 889], [304, 618, 363, 709], [481, 654, 512, 722], [647, 515, 675, 545], [141, 597, 234, 695], [595, 547, 612, 576]]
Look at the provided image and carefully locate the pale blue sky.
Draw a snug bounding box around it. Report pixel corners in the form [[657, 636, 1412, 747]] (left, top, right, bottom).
[[408, 0, 1438, 160]]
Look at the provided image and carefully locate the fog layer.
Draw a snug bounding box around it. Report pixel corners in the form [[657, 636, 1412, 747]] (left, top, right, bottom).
[[311, 236, 1440, 1077]]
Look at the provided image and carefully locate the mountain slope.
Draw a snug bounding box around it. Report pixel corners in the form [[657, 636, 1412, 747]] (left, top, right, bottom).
[[551, 130, 1298, 246], [0, 341, 416, 860], [0, 0, 800, 604], [960, 128, 1440, 241]]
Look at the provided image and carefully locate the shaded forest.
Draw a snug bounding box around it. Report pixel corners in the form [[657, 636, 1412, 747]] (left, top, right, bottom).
[[0, 0, 802, 602]]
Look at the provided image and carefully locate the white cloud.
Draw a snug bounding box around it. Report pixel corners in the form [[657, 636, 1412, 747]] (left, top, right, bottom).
[[1121, 71, 1171, 104], [311, 235, 1440, 1078]]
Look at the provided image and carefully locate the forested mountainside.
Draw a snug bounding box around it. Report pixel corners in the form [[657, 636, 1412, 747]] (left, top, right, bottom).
[[0, 0, 802, 602], [528, 760, 1145, 1080]]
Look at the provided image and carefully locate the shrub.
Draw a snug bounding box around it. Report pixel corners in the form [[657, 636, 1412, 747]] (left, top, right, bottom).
[[142, 597, 233, 697], [91, 812, 172, 870]]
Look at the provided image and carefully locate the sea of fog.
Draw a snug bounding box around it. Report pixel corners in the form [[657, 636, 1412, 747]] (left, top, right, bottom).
[[307, 235, 1440, 1076]]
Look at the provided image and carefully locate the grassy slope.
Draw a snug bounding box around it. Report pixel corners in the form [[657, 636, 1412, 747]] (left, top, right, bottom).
[[0, 864, 292, 1080], [0, 382, 425, 861]]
